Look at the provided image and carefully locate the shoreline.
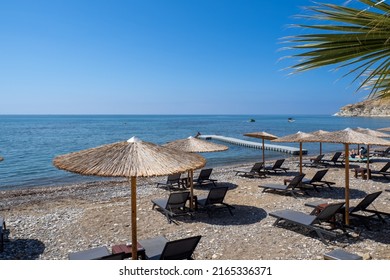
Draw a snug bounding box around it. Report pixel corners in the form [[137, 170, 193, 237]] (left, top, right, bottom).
[[1, 155, 390, 260]]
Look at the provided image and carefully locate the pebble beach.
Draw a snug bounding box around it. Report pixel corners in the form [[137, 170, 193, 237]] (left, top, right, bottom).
[[1, 154, 390, 260]]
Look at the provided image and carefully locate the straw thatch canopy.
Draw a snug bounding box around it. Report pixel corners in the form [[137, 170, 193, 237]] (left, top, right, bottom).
[[272, 131, 313, 143], [243, 131, 278, 141], [163, 136, 228, 153], [54, 136, 206, 177], [354, 127, 390, 138], [53, 136, 206, 260], [304, 128, 390, 145], [308, 130, 329, 155], [309, 129, 329, 136]]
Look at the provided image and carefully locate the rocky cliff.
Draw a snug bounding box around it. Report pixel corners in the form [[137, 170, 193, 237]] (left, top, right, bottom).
[[335, 97, 390, 117]]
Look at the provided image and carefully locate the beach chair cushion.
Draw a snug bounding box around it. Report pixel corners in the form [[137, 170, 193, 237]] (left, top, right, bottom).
[[68, 246, 111, 260]]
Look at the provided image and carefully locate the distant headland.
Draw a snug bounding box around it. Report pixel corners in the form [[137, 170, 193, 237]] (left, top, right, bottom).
[[334, 97, 390, 117]]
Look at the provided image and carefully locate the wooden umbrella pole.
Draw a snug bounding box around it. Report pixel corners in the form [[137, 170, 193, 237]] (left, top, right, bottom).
[[299, 142, 303, 175], [320, 143, 322, 155], [262, 139, 265, 166], [189, 169, 194, 209], [131, 176, 137, 260], [344, 144, 350, 226]]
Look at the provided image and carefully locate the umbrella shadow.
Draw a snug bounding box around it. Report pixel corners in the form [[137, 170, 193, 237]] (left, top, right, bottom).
[[0, 238, 45, 260], [178, 205, 267, 226], [193, 182, 238, 191], [355, 220, 390, 245], [304, 186, 368, 200]]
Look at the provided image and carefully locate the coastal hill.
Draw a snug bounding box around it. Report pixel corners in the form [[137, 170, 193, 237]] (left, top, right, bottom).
[[335, 96, 390, 117]]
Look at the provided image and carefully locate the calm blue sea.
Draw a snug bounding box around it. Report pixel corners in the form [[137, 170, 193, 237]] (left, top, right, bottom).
[[0, 114, 389, 190]]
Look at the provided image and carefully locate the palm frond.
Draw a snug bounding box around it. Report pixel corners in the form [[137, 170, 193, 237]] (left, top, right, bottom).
[[286, 0, 390, 95]]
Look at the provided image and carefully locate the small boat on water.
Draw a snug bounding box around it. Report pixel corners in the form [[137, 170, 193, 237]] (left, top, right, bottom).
[[288, 118, 295, 123], [249, 119, 255, 122]]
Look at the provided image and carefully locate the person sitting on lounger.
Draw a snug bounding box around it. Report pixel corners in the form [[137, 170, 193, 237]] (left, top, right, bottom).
[[359, 146, 368, 158]]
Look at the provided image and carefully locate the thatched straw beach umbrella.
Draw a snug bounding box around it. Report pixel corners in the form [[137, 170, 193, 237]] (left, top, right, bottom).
[[163, 136, 228, 208], [53, 136, 206, 259], [308, 130, 329, 155], [272, 131, 313, 175], [304, 128, 390, 225], [243, 131, 278, 167], [163, 136, 228, 153]]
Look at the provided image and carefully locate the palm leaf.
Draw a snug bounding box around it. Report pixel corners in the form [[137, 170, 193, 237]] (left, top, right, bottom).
[[285, 0, 390, 97]]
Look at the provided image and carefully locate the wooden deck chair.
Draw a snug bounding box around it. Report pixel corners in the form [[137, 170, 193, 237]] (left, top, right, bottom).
[[151, 191, 191, 223], [269, 202, 346, 244], [197, 186, 235, 217], [258, 173, 307, 198], [234, 162, 266, 178], [139, 235, 202, 260], [194, 168, 217, 186]]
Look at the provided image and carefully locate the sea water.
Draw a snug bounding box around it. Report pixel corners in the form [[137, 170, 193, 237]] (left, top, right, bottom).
[[0, 114, 389, 190]]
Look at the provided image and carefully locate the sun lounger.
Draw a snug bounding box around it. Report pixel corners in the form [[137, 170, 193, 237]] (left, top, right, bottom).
[[139, 235, 201, 260], [264, 159, 289, 174], [234, 162, 266, 178], [320, 152, 344, 166], [371, 147, 390, 157], [301, 169, 335, 191], [370, 162, 390, 180], [269, 202, 346, 244], [305, 191, 389, 228], [156, 172, 183, 191], [258, 173, 307, 198], [151, 191, 192, 223], [194, 168, 218, 186], [197, 186, 235, 217], [302, 154, 325, 168]]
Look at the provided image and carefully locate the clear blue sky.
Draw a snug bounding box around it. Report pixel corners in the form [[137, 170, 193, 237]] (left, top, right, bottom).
[[0, 0, 365, 115]]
